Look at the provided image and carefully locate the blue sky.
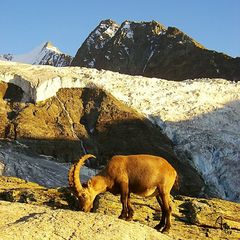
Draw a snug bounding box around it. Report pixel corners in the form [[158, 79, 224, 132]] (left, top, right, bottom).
[[0, 0, 239, 57]]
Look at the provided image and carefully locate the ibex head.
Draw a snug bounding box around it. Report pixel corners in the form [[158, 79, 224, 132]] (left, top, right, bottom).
[[68, 154, 97, 212]]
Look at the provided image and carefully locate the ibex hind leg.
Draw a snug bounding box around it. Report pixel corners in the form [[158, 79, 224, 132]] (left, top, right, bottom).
[[160, 192, 172, 233], [154, 195, 166, 231], [154, 187, 172, 233]]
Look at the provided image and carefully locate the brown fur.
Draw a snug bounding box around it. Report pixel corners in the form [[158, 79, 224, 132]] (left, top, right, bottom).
[[69, 154, 177, 233]]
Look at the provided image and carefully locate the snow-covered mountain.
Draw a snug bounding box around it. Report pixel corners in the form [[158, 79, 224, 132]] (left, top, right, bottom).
[[0, 42, 72, 67]]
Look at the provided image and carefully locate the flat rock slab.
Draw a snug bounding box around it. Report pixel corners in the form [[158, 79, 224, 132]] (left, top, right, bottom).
[[0, 200, 171, 240]]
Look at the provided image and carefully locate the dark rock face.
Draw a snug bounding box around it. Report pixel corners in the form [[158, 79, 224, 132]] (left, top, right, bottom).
[[72, 20, 240, 81], [71, 19, 119, 67], [0, 82, 204, 197]]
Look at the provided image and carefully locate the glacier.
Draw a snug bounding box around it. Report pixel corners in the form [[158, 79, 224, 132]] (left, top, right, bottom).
[[0, 61, 240, 201], [0, 140, 96, 188]]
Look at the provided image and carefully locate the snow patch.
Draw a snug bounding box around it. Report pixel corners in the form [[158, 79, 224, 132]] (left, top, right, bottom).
[[88, 59, 96, 68], [143, 50, 154, 73], [121, 21, 134, 39], [86, 21, 119, 50]]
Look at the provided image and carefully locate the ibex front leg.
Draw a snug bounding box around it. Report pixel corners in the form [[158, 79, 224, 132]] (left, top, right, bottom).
[[126, 193, 134, 221], [118, 182, 129, 220]]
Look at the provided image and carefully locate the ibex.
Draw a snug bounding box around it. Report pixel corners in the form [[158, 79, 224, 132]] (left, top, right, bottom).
[[68, 154, 177, 233]]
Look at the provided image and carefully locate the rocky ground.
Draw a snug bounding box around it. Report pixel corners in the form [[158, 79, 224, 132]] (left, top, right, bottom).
[[0, 176, 239, 240]]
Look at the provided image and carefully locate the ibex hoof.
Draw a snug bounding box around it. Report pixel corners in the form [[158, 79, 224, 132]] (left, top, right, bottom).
[[154, 224, 162, 231], [126, 216, 133, 221], [118, 214, 127, 220], [161, 226, 170, 233]]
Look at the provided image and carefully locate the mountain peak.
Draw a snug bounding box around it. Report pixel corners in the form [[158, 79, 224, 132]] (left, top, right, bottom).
[[0, 42, 72, 67], [70, 19, 119, 67], [166, 26, 205, 49], [121, 19, 166, 30], [43, 41, 62, 54], [99, 19, 118, 26]]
